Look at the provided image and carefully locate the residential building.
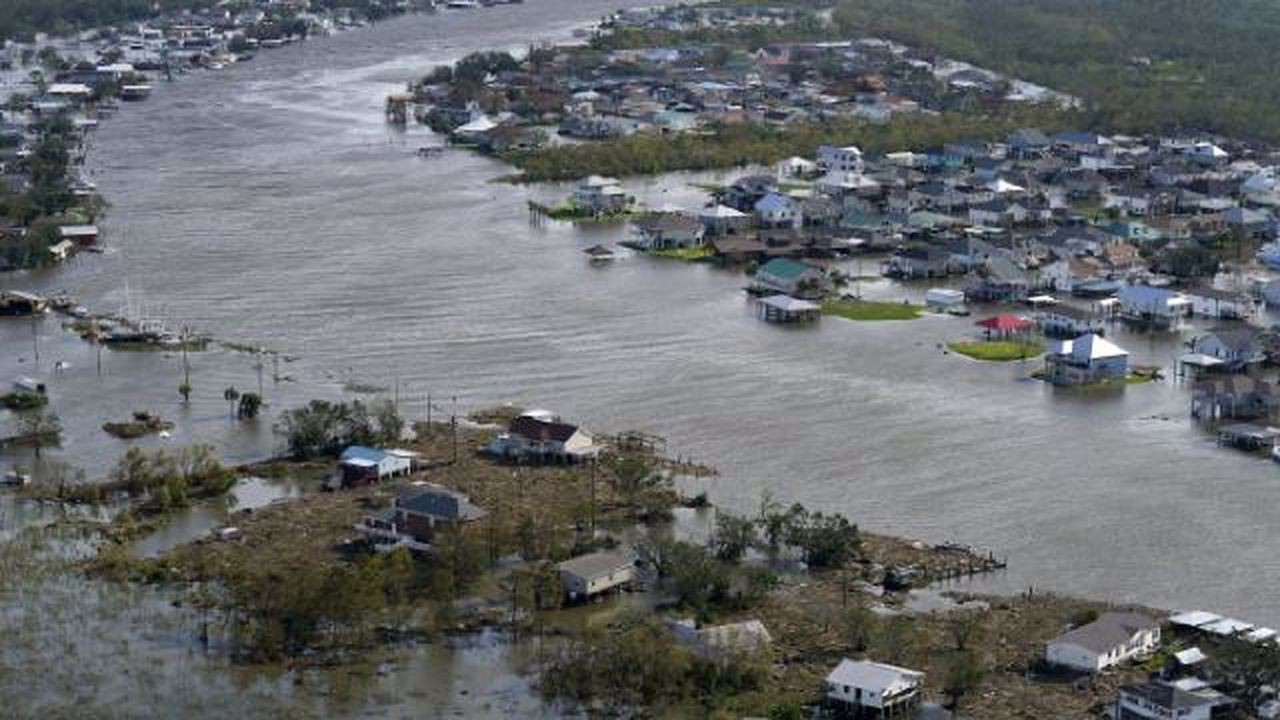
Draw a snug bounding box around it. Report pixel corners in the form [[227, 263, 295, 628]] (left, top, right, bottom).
[[1191, 327, 1265, 368], [557, 550, 634, 601], [1183, 287, 1254, 320], [354, 483, 486, 552], [824, 659, 923, 716], [817, 144, 864, 174], [1045, 611, 1160, 672], [1038, 304, 1104, 338], [338, 446, 415, 487], [632, 212, 705, 249], [486, 410, 598, 463], [1043, 334, 1130, 386], [1117, 286, 1190, 328], [1115, 682, 1217, 720], [753, 258, 826, 298], [754, 192, 800, 228], [573, 175, 632, 214]]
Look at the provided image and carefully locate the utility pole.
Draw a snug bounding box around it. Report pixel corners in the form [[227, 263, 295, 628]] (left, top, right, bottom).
[[255, 353, 264, 398], [451, 395, 458, 464], [426, 392, 432, 427], [589, 458, 598, 538], [31, 314, 39, 368]]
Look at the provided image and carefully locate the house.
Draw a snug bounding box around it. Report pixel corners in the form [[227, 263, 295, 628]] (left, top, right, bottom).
[[884, 245, 951, 279], [0, 290, 48, 316], [1191, 327, 1265, 368], [666, 618, 772, 659], [924, 288, 966, 312], [1045, 612, 1160, 672], [58, 224, 99, 246], [754, 192, 800, 228], [557, 550, 634, 601], [1038, 304, 1104, 338], [487, 410, 598, 462], [1117, 286, 1190, 328], [824, 659, 923, 716], [817, 144, 864, 174], [754, 257, 826, 298], [1043, 333, 1130, 386], [1115, 682, 1218, 720], [966, 254, 1031, 302], [632, 212, 705, 249], [1191, 376, 1280, 420], [699, 204, 751, 236], [1183, 287, 1254, 320], [724, 174, 778, 212], [354, 483, 487, 551], [338, 446, 416, 487], [573, 175, 632, 214]]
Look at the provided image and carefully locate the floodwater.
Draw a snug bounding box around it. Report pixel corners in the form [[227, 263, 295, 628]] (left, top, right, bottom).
[[2, 0, 1280, 712]]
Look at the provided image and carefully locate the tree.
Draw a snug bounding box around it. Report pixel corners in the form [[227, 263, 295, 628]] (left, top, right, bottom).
[[372, 399, 404, 444], [178, 382, 192, 403], [18, 409, 61, 458], [947, 612, 986, 652], [223, 386, 240, 420], [1214, 636, 1280, 709], [843, 602, 876, 652], [237, 392, 262, 419], [943, 650, 986, 711], [712, 511, 756, 563]]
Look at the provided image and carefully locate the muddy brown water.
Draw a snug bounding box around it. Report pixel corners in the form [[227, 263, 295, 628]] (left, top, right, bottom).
[[3, 0, 1280, 713]]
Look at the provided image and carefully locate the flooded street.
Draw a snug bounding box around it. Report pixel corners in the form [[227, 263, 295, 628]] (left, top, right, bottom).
[[2, 0, 1280, 712]]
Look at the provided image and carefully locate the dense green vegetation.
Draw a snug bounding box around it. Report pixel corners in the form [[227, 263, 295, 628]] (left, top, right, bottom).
[[831, 0, 1280, 141], [505, 108, 1073, 182], [0, 0, 194, 41], [274, 399, 405, 459], [0, 391, 47, 411]]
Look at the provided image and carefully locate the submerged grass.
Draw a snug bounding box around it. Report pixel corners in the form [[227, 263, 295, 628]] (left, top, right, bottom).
[[822, 298, 923, 321], [948, 339, 1044, 361]]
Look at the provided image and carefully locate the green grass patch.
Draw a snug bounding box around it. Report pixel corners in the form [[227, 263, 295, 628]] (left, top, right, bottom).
[[1, 391, 47, 411], [948, 339, 1044, 361], [822, 299, 923, 321], [544, 200, 638, 224], [649, 245, 715, 261]]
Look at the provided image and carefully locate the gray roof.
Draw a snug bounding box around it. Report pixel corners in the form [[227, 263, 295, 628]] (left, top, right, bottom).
[[1120, 683, 1215, 711], [557, 550, 633, 580], [397, 484, 486, 521], [1052, 612, 1158, 654]]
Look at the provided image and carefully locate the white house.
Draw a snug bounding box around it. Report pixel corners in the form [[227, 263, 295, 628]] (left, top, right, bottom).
[[339, 446, 416, 487], [1115, 682, 1216, 720], [1191, 327, 1265, 366], [1045, 612, 1160, 672], [1043, 333, 1130, 386], [817, 144, 864, 174], [754, 192, 800, 228], [557, 550, 634, 601], [1183, 287, 1254, 320], [1037, 304, 1104, 338], [824, 659, 923, 715], [1117, 286, 1190, 328], [487, 411, 598, 462], [573, 175, 632, 214], [632, 212, 705, 249], [776, 155, 818, 178]]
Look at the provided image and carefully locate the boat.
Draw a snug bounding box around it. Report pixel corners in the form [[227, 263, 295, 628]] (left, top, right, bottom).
[[445, 0, 480, 8], [583, 244, 616, 263], [416, 146, 445, 158], [120, 84, 153, 101], [2, 470, 31, 487]]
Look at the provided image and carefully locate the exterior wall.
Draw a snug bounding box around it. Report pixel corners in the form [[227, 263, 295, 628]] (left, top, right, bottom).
[[826, 682, 885, 710], [1046, 642, 1103, 672], [562, 564, 633, 598], [1117, 692, 1212, 720]]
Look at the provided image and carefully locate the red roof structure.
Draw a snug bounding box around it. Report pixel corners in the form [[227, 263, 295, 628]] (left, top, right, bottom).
[[975, 314, 1033, 334]]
